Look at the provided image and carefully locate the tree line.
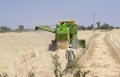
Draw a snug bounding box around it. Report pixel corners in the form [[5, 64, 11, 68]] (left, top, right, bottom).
[[0, 22, 120, 33], [77, 22, 120, 30], [0, 25, 34, 33], [0, 25, 52, 33]]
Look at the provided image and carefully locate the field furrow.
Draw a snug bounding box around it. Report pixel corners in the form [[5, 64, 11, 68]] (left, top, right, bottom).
[[85, 33, 120, 77]]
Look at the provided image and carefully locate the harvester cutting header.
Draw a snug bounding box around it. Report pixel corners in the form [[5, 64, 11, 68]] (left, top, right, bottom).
[[35, 20, 85, 50]]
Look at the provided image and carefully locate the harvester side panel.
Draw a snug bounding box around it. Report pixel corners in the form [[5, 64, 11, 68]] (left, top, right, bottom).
[[56, 26, 69, 49]]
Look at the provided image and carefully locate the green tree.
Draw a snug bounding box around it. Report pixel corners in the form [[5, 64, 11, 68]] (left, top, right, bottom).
[[77, 25, 86, 30], [100, 23, 114, 30], [86, 24, 94, 30], [116, 27, 120, 29], [109, 26, 114, 30], [0, 26, 12, 33], [18, 25, 24, 32], [96, 22, 101, 29]]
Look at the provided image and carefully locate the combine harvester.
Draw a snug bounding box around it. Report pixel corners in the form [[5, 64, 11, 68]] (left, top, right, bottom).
[[35, 20, 85, 50]]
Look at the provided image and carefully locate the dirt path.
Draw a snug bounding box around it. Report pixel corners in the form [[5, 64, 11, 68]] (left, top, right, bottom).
[[85, 33, 120, 77]]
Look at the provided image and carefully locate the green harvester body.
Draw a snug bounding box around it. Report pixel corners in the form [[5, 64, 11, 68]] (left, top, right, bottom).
[[35, 20, 85, 49]]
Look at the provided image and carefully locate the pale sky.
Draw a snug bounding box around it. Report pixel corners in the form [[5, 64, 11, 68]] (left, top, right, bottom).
[[0, 0, 120, 29]]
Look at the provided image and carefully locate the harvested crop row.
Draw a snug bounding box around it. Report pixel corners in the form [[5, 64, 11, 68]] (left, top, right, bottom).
[[82, 33, 120, 77]]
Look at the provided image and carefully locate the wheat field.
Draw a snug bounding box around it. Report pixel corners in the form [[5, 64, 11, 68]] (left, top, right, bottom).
[[0, 30, 120, 77]]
